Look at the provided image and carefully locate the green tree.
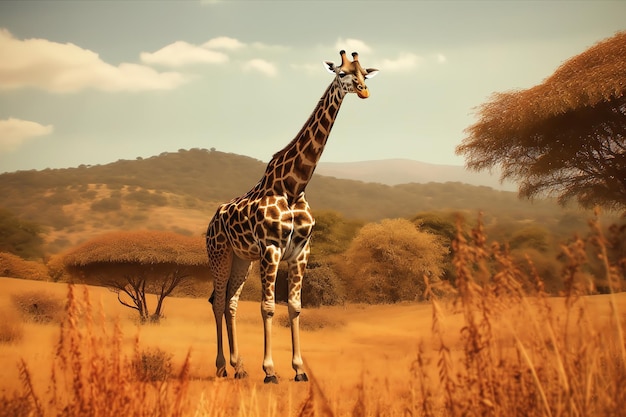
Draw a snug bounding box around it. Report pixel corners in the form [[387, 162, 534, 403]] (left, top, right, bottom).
[[0, 208, 45, 259], [310, 210, 363, 261], [509, 226, 552, 253], [457, 31, 626, 210], [339, 218, 448, 303], [62, 230, 209, 323]]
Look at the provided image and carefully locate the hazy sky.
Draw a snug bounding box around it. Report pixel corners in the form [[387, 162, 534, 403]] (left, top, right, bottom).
[[0, 1, 624, 174]]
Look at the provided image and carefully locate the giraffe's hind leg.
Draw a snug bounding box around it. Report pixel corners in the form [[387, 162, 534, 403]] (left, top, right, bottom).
[[225, 257, 252, 379], [207, 218, 233, 378]]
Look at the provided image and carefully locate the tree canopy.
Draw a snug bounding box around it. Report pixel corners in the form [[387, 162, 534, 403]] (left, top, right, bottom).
[[63, 230, 209, 322], [63, 230, 207, 267], [457, 31, 626, 210]]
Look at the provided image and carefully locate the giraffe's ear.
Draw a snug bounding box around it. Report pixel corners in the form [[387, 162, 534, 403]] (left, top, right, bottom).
[[364, 68, 379, 79], [323, 61, 337, 74]]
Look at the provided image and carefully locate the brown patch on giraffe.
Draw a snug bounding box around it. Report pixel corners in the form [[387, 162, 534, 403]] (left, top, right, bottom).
[[319, 114, 331, 131], [263, 204, 280, 220], [282, 176, 299, 193], [302, 141, 320, 162]]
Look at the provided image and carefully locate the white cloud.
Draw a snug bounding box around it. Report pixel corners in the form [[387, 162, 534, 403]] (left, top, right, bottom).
[[0, 117, 53, 152], [202, 36, 245, 50], [0, 29, 185, 93], [290, 62, 325, 75], [249, 41, 289, 52], [381, 52, 421, 72], [140, 40, 229, 67], [334, 38, 372, 54], [243, 59, 278, 77], [437, 53, 447, 63]]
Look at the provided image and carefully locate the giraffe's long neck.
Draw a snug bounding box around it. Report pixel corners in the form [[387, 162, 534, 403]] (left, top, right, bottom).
[[259, 77, 346, 200]]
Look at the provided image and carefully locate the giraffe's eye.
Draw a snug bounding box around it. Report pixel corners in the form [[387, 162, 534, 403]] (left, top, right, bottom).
[[338, 71, 347, 78]]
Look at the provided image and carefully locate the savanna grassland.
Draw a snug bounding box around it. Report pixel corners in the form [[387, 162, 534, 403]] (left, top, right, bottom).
[[1, 218, 625, 417], [1, 149, 625, 415]]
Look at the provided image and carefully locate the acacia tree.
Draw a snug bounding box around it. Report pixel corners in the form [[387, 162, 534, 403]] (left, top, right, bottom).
[[456, 31, 626, 210], [63, 230, 209, 323]]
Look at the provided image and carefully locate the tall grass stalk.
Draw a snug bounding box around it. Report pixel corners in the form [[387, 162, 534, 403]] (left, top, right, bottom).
[[6, 284, 193, 417], [415, 213, 626, 417]]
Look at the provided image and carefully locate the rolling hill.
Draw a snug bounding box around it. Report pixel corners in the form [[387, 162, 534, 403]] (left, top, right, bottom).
[[0, 148, 590, 254]]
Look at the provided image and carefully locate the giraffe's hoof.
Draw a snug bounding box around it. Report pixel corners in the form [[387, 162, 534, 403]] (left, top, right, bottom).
[[294, 373, 309, 382], [234, 370, 248, 379], [216, 367, 228, 378], [263, 375, 279, 384]]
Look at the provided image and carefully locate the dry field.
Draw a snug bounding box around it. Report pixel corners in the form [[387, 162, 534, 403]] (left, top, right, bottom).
[[1, 273, 625, 416]]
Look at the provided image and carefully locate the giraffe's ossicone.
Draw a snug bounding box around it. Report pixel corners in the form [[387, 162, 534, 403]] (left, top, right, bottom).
[[206, 50, 378, 383]]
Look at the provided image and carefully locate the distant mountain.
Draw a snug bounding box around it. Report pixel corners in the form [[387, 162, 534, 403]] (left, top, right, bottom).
[[316, 159, 517, 191]]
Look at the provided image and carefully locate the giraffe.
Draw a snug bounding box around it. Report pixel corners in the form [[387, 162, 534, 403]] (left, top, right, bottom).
[[206, 50, 378, 383]]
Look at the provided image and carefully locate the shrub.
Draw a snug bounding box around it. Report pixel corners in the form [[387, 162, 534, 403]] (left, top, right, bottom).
[[90, 197, 122, 212], [0, 208, 45, 259], [11, 290, 64, 324], [241, 261, 345, 307], [133, 347, 173, 382], [125, 189, 168, 207], [339, 218, 448, 303], [0, 252, 48, 280], [0, 307, 24, 344], [302, 263, 345, 307]]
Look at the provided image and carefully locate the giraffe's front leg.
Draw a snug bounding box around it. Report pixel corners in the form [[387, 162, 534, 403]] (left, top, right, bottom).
[[288, 249, 309, 382], [260, 247, 280, 384]]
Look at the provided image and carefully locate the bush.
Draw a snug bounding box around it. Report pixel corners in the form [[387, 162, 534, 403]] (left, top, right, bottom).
[[0, 252, 48, 280], [0, 307, 24, 344], [302, 263, 345, 307], [133, 347, 173, 382], [125, 189, 168, 207], [90, 197, 122, 212], [512, 248, 563, 294], [11, 290, 64, 324], [240, 261, 345, 307], [0, 208, 44, 259], [339, 218, 448, 303]]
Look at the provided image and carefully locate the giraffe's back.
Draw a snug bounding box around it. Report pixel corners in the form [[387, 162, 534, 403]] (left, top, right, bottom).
[[209, 191, 314, 263]]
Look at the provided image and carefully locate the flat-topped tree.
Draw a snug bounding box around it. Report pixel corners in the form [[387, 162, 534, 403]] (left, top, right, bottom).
[[457, 31, 626, 211], [63, 230, 209, 323]]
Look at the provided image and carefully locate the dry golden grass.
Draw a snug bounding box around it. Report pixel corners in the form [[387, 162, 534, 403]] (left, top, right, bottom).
[[0, 215, 624, 416]]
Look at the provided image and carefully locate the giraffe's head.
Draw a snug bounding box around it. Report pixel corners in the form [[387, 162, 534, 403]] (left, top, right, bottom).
[[324, 50, 378, 99]]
